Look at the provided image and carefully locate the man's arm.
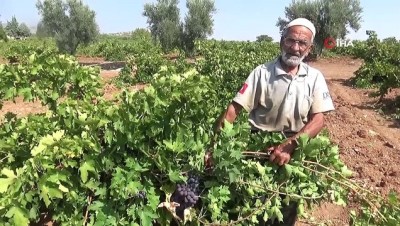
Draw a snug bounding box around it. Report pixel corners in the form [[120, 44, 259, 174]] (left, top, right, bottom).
[[269, 112, 325, 166], [293, 112, 325, 141], [214, 101, 243, 133]]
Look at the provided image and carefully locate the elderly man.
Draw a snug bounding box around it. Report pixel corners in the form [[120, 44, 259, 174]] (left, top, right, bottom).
[[212, 18, 335, 225]]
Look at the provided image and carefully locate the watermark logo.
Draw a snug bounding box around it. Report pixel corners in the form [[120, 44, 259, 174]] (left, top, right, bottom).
[[324, 37, 354, 49], [323, 37, 336, 49]]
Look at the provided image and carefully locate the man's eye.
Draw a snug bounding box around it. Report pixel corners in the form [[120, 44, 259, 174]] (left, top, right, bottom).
[[299, 41, 308, 46]]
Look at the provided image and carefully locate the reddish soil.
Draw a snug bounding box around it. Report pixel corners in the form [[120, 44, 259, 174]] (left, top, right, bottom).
[[75, 55, 106, 64], [1, 56, 399, 225]]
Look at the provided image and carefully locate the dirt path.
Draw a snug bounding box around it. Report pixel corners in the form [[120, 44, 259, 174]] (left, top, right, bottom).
[[296, 57, 400, 225]]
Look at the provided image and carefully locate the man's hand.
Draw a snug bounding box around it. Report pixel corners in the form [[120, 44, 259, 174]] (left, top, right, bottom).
[[267, 140, 297, 166]]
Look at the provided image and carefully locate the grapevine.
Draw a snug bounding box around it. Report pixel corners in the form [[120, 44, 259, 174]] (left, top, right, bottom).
[[0, 40, 399, 226]]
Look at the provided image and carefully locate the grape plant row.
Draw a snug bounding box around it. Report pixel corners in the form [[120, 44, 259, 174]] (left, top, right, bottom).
[[0, 41, 399, 226]]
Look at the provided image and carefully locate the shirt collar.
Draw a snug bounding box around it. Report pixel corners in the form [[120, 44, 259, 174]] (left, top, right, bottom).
[[274, 57, 307, 77]]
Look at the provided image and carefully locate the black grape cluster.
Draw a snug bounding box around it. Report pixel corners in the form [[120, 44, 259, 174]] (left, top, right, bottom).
[[136, 191, 147, 199], [172, 173, 201, 210]]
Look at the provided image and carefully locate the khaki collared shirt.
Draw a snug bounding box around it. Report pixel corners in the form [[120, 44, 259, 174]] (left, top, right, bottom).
[[233, 57, 335, 133]]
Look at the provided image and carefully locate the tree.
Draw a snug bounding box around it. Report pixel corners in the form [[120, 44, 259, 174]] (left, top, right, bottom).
[[256, 35, 273, 42], [143, 0, 181, 52], [5, 16, 20, 37], [0, 22, 7, 42], [131, 28, 152, 41], [181, 0, 216, 54], [36, 0, 99, 55], [143, 0, 216, 54], [5, 16, 32, 38], [18, 23, 32, 37], [276, 0, 363, 56], [36, 20, 52, 38]]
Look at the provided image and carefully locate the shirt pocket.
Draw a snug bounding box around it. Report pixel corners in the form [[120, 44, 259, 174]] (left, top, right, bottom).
[[300, 95, 313, 118]]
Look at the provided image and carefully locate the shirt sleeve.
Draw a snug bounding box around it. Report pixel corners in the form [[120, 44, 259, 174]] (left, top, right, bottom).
[[310, 73, 335, 114], [232, 68, 260, 112]]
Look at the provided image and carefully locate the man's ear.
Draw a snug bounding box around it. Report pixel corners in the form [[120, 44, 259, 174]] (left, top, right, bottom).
[[307, 43, 314, 54], [279, 36, 284, 48]]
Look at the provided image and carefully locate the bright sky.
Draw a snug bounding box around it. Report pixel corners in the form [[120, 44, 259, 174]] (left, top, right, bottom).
[[0, 0, 399, 42]]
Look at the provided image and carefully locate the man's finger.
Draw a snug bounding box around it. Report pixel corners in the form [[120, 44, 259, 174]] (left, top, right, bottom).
[[273, 154, 281, 165], [278, 157, 285, 166], [269, 153, 276, 162]]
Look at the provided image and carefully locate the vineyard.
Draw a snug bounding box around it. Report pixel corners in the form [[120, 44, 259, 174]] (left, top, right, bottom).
[[0, 34, 400, 226]]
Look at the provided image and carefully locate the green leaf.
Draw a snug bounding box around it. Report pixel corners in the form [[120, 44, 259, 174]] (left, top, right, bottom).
[[139, 209, 153, 226], [58, 184, 69, 193], [51, 92, 59, 100], [0, 178, 15, 193], [273, 206, 283, 222], [53, 130, 65, 141], [167, 170, 182, 183], [48, 187, 63, 199], [256, 162, 266, 176], [284, 164, 293, 178], [1, 168, 16, 178], [31, 143, 46, 156], [297, 134, 309, 149], [340, 166, 353, 177], [6, 207, 29, 226], [18, 88, 33, 101], [79, 160, 96, 183]]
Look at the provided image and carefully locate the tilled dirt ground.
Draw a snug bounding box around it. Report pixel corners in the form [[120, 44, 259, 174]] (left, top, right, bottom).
[[1, 56, 399, 225]]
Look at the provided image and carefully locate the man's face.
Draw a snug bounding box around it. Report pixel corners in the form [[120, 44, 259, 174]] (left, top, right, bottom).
[[280, 26, 313, 67]]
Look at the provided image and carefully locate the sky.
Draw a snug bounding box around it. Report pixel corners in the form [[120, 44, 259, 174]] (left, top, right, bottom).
[[0, 0, 399, 42]]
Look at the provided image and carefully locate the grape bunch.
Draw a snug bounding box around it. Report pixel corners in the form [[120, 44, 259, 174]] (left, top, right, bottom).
[[172, 173, 201, 210], [136, 190, 147, 199]]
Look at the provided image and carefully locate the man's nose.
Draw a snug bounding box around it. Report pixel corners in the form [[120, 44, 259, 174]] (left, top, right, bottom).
[[290, 42, 301, 51]]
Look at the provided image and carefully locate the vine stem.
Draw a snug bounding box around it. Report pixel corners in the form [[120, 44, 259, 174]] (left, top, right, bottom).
[[0, 155, 9, 163], [239, 180, 323, 200], [83, 195, 93, 226], [243, 152, 382, 201], [242, 151, 269, 156], [242, 151, 398, 222], [302, 160, 382, 199], [302, 165, 387, 222]]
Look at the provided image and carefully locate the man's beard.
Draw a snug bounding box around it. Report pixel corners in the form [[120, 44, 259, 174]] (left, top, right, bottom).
[[281, 50, 306, 67]]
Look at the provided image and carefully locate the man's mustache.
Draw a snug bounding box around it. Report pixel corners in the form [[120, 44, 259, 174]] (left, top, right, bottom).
[[284, 52, 301, 57]]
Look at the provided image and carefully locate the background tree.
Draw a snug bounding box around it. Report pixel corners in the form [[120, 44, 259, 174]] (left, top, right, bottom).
[[36, 0, 99, 55], [143, 0, 216, 54], [0, 22, 7, 42], [181, 0, 216, 54], [18, 23, 32, 37], [131, 28, 152, 41], [36, 20, 52, 38], [256, 34, 273, 42], [276, 0, 363, 56], [5, 16, 21, 38], [143, 0, 181, 52]]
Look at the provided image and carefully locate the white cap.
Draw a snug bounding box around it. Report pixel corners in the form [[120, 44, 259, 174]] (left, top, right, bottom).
[[285, 18, 316, 39]]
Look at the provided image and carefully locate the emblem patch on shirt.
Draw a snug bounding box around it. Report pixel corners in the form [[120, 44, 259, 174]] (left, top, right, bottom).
[[323, 92, 331, 100], [239, 83, 248, 94]]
